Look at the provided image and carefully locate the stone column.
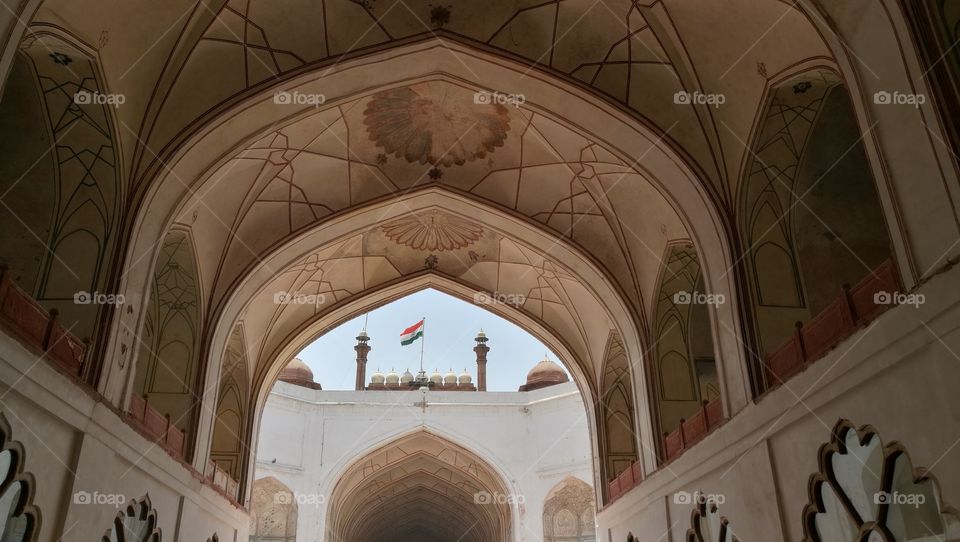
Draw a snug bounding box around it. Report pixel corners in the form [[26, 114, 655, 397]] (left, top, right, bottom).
[[473, 330, 489, 392], [354, 330, 370, 391]]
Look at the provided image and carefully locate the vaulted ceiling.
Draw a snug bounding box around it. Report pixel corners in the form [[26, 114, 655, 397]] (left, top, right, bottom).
[[12, 0, 841, 416], [30, 0, 833, 201], [174, 80, 688, 391]]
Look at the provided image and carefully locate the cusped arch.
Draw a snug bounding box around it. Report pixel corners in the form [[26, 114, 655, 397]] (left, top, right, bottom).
[[0, 413, 40, 541], [802, 419, 960, 542], [100, 495, 161, 542]]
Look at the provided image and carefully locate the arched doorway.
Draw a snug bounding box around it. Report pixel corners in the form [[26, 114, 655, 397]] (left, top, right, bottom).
[[325, 430, 513, 542]]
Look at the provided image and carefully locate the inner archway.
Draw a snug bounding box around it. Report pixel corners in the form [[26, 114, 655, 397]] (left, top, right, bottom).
[[327, 430, 512, 542], [247, 286, 598, 541], [197, 187, 671, 504]]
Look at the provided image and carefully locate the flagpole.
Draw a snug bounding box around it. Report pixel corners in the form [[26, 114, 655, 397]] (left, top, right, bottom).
[[419, 317, 426, 373]]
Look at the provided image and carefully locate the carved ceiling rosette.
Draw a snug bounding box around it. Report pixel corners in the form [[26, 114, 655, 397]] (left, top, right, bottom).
[[802, 419, 960, 542]]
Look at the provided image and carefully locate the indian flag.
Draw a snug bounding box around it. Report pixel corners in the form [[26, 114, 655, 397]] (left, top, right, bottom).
[[400, 319, 425, 346]]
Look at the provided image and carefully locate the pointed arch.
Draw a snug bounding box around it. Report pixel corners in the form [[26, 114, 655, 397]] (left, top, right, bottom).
[[131, 226, 203, 447], [543, 476, 597, 542], [250, 477, 297, 542], [102, 43, 749, 445], [645, 242, 723, 465], [0, 28, 122, 349], [598, 331, 638, 490], [325, 429, 513, 542], [210, 323, 250, 481], [649, 243, 720, 442], [738, 68, 895, 371]]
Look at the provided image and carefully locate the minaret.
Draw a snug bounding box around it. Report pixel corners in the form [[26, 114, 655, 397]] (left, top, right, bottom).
[[474, 330, 489, 392], [354, 330, 371, 391]]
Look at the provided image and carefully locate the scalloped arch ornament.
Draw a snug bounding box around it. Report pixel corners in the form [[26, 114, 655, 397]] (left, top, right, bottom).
[[100, 495, 161, 542], [0, 413, 40, 540], [802, 419, 960, 541], [686, 497, 738, 542]]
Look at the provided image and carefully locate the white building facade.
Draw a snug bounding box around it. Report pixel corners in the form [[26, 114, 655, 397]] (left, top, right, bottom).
[[254, 379, 595, 542]]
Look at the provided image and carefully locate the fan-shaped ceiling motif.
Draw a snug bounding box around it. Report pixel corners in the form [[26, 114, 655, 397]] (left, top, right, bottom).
[[381, 210, 484, 252]]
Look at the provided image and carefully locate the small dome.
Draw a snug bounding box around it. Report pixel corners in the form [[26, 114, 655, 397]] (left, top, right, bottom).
[[401, 370, 414, 384], [443, 369, 457, 385], [458, 369, 472, 384], [386, 369, 400, 384], [520, 356, 569, 391], [429, 369, 442, 384], [278, 358, 318, 388], [370, 369, 385, 385]]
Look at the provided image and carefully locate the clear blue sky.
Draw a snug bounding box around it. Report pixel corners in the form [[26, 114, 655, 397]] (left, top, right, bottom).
[[294, 289, 567, 391]]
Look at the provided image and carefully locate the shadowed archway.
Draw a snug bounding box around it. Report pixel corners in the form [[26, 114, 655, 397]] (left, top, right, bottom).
[[326, 430, 512, 542]]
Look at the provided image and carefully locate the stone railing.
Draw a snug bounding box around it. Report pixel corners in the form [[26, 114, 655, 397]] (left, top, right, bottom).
[[763, 259, 899, 388], [661, 397, 724, 464], [606, 460, 643, 503], [0, 266, 86, 377], [127, 394, 187, 459], [206, 460, 240, 502]]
